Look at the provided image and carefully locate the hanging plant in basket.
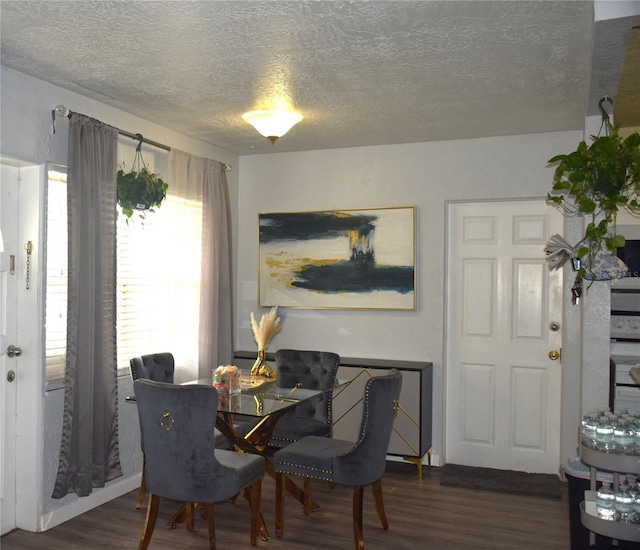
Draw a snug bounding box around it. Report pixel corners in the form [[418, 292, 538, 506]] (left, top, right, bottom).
[[546, 119, 640, 290], [117, 135, 168, 222]]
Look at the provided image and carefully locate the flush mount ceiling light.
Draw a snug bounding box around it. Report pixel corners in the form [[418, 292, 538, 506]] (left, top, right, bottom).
[[242, 110, 303, 144]]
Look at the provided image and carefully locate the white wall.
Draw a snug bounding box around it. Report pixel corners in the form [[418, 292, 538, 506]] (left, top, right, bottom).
[[0, 65, 239, 530], [236, 132, 585, 467]]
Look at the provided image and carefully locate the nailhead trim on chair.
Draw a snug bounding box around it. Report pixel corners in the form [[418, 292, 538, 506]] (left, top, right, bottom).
[[274, 377, 385, 481], [358, 380, 372, 440], [237, 465, 266, 485], [273, 436, 297, 445], [269, 350, 340, 448], [275, 379, 378, 480], [276, 461, 334, 481]]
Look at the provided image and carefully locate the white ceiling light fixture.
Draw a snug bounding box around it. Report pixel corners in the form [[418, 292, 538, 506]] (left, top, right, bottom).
[[242, 110, 303, 144]]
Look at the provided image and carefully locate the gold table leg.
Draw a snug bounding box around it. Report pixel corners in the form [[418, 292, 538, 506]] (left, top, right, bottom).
[[402, 449, 431, 481]]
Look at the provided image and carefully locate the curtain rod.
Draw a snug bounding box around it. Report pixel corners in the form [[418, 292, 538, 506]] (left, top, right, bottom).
[[52, 105, 232, 173]]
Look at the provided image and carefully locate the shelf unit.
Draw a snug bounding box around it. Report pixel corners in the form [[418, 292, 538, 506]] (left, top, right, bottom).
[[579, 444, 640, 544]]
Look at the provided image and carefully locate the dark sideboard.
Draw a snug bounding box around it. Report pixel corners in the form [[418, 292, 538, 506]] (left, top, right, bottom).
[[233, 351, 433, 479]]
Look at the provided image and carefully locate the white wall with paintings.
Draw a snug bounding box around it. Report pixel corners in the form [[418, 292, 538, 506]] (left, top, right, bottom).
[[236, 131, 584, 466]]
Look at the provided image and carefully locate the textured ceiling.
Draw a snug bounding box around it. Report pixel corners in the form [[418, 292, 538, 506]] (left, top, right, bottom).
[[0, 1, 638, 155]]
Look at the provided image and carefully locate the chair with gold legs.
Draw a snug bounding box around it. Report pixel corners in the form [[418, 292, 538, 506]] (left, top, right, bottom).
[[129, 352, 232, 510], [129, 353, 176, 508], [134, 379, 265, 550], [273, 369, 402, 550]]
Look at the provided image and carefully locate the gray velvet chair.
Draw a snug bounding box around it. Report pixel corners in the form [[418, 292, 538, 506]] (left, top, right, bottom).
[[129, 352, 175, 383], [129, 353, 176, 508], [129, 352, 231, 509], [268, 349, 340, 449], [133, 379, 265, 550], [273, 369, 402, 550]]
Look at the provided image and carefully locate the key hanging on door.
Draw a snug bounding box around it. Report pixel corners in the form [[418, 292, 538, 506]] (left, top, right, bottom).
[[571, 273, 583, 305]]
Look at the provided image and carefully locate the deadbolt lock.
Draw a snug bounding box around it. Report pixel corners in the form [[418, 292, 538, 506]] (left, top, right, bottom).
[[549, 322, 560, 332], [7, 370, 16, 382]]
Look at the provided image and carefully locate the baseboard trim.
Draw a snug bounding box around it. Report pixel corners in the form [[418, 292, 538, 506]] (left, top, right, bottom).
[[39, 474, 141, 532]]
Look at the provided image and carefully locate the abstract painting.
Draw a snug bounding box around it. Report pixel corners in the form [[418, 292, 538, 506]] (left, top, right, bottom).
[[259, 207, 416, 309]]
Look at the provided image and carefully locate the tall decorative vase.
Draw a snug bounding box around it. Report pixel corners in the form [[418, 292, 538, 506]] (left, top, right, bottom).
[[251, 350, 277, 378]]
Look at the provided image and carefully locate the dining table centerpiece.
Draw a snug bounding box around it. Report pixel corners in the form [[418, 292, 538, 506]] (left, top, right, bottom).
[[250, 306, 282, 378], [213, 364, 241, 393]]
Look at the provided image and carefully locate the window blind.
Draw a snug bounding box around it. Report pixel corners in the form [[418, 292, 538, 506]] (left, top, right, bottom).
[[45, 169, 203, 381]]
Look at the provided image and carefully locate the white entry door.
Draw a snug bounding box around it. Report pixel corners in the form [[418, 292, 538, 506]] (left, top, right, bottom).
[[1, 164, 19, 535], [445, 200, 563, 474]]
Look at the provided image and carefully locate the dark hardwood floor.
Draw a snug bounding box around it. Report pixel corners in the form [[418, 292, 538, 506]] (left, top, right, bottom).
[[2, 462, 570, 549]]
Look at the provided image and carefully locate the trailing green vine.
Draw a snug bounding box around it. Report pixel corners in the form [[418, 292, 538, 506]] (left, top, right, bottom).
[[117, 135, 168, 223], [547, 124, 640, 280]]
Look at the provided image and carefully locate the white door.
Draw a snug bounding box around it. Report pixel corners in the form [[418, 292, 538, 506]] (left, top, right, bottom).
[[1, 164, 19, 535], [445, 200, 563, 474]]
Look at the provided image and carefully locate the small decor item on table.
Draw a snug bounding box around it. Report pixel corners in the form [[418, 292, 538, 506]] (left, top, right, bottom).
[[250, 306, 282, 378], [213, 365, 241, 393]]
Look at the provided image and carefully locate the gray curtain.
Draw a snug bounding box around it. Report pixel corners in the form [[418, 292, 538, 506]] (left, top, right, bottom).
[[200, 160, 233, 373], [167, 150, 233, 378], [52, 113, 122, 498]]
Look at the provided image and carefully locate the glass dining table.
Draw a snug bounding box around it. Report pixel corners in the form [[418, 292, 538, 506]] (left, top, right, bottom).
[[179, 376, 347, 445], [129, 377, 344, 447]]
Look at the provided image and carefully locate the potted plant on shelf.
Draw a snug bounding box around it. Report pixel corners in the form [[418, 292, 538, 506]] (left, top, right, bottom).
[[117, 136, 168, 223], [547, 123, 640, 282]]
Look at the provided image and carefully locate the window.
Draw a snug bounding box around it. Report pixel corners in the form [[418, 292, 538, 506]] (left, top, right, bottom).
[[45, 167, 203, 383], [44, 168, 68, 382], [114, 190, 202, 376]]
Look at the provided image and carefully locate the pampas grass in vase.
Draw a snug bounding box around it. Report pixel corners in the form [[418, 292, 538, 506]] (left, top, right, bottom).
[[250, 306, 282, 378]]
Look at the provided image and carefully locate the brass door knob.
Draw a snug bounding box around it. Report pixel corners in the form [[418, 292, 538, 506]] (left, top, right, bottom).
[[548, 350, 560, 361]]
